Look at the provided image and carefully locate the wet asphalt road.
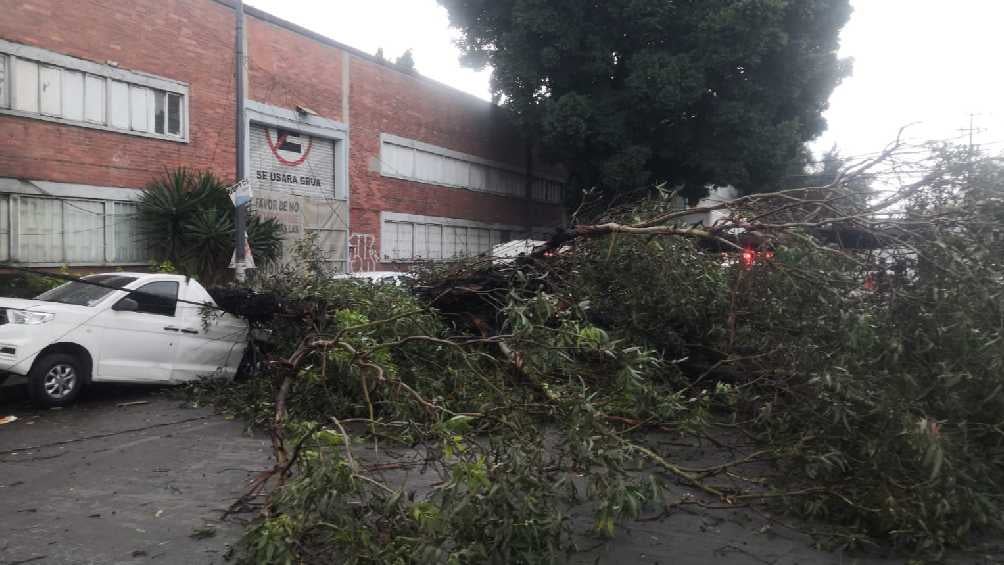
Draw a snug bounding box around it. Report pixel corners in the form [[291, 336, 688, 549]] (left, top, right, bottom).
[[0, 384, 271, 565], [0, 383, 862, 565], [1, 383, 1001, 565]]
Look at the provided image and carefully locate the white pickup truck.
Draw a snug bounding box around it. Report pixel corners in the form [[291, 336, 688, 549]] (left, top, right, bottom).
[[0, 273, 248, 407]]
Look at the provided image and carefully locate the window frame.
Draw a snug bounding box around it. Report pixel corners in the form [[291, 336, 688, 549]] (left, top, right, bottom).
[[117, 281, 179, 317], [0, 191, 150, 267], [379, 133, 565, 204], [0, 53, 7, 108], [0, 38, 189, 143], [380, 211, 556, 263]]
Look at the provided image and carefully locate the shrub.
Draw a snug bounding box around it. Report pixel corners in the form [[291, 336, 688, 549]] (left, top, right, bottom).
[[138, 168, 282, 284]]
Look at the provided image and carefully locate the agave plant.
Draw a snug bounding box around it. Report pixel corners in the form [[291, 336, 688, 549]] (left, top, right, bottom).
[[138, 168, 282, 284]]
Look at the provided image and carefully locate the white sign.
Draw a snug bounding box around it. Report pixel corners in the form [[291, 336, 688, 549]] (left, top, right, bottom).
[[229, 178, 252, 207], [253, 189, 305, 264], [229, 232, 256, 269], [253, 190, 304, 237], [250, 125, 335, 199]]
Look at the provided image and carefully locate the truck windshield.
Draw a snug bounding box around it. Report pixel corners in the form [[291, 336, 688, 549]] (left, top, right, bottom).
[[35, 275, 138, 307]]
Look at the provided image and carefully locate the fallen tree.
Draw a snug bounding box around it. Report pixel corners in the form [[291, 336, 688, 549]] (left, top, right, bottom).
[[197, 140, 1004, 563]]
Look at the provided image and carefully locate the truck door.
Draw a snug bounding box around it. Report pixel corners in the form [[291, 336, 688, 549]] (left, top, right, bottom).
[[170, 280, 247, 382], [92, 281, 179, 381]]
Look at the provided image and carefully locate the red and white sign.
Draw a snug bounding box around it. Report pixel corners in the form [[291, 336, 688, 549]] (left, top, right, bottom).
[[250, 125, 334, 199], [265, 129, 313, 165]]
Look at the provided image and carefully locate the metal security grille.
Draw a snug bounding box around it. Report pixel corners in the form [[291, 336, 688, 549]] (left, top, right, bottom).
[[250, 125, 337, 200], [249, 124, 348, 273]]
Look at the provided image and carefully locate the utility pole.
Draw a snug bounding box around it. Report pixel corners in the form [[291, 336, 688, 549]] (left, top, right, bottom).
[[966, 113, 975, 190], [234, 0, 248, 282]]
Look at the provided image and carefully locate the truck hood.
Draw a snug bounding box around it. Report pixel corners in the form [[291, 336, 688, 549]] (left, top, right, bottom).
[[0, 298, 95, 315]]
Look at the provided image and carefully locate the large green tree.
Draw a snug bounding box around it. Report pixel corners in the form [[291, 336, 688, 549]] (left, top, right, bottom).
[[438, 0, 853, 200]]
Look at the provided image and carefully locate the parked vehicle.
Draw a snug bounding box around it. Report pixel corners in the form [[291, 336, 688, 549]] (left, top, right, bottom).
[[332, 271, 413, 285], [0, 273, 248, 407], [491, 239, 545, 263]]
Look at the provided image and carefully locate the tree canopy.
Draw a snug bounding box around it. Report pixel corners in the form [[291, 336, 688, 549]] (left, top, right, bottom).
[[395, 49, 417, 73], [438, 0, 853, 200]]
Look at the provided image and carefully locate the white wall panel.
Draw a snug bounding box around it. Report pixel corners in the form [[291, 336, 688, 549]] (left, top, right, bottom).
[[442, 226, 458, 258], [129, 85, 148, 131], [13, 59, 38, 113], [382, 143, 414, 178], [427, 224, 443, 260], [0, 54, 8, 108], [39, 65, 61, 116], [453, 227, 468, 257], [84, 75, 105, 123], [473, 228, 491, 254], [0, 196, 8, 262], [108, 80, 129, 129], [394, 222, 413, 260], [469, 163, 487, 191], [413, 224, 429, 259], [20, 197, 62, 262], [113, 202, 146, 263], [490, 230, 504, 248], [443, 158, 470, 187], [61, 69, 84, 121], [503, 171, 519, 195], [414, 150, 443, 184], [63, 200, 103, 262], [380, 220, 397, 260]]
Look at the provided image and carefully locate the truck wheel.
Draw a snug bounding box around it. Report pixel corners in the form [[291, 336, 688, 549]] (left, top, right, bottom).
[[28, 353, 85, 407]]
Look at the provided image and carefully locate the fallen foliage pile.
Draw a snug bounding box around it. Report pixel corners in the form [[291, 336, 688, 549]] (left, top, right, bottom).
[[196, 143, 1004, 563]]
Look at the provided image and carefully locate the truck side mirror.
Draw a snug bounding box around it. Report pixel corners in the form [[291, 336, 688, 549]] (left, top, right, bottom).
[[113, 297, 139, 312]]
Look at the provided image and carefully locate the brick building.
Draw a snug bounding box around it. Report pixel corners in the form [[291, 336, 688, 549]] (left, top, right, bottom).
[[0, 0, 565, 273]]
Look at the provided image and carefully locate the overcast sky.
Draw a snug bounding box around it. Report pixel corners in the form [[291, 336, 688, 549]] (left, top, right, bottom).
[[248, 0, 1004, 160], [247, 0, 492, 101]]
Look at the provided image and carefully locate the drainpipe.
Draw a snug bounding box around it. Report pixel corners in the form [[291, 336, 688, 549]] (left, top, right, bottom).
[[234, 0, 248, 282]]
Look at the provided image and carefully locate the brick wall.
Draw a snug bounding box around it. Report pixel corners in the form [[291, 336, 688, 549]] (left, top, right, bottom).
[[246, 15, 344, 122], [0, 0, 238, 189], [0, 0, 564, 269], [346, 56, 563, 265]]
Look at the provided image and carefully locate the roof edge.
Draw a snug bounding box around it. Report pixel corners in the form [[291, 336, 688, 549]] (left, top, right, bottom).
[[210, 0, 497, 107]]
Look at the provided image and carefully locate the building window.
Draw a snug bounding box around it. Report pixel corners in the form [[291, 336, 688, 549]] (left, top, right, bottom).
[[12, 58, 38, 113], [0, 54, 7, 108], [168, 92, 182, 135], [152, 91, 183, 135], [380, 212, 553, 262], [0, 39, 188, 142], [379, 134, 564, 203], [0, 194, 149, 265]]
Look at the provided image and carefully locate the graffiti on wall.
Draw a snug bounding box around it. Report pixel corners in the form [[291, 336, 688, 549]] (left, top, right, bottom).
[[350, 233, 379, 273]]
